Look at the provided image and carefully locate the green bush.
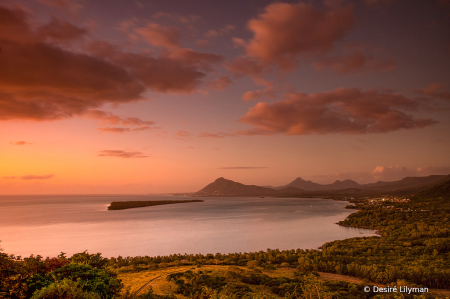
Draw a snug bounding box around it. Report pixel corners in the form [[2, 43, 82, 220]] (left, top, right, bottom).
[[30, 279, 101, 299]]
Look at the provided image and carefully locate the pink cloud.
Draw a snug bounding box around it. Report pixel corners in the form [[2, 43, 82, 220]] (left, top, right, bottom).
[[97, 126, 152, 133], [240, 88, 437, 135], [242, 91, 262, 101], [416, 83, 450, 100], [177, 131, 190, 137], [135, 23, 181, 48], [97, 127, 131, 133], [86, 110, 155, 126], [207, 76, 233, 91], [241, 2, 354, 70], [21, 174, 54, 180], [204, 29, 219, 38], [132, 126, 152, 131]]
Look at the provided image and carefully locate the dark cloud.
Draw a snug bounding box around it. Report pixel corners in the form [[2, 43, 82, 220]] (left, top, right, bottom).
[[87, 41, 217, 93], [0, 7, 145, 121], [217, 167, 268, 169], [21, 174, 54, 180], [240, 88, 437, 135], [0, 6, 222, 121], [98, 150, 149, 158], [365, 0, 393, 5], [37, 17, 88, 42]]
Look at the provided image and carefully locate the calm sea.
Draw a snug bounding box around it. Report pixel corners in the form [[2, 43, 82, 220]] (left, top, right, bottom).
[[0, 195, 376, 258]]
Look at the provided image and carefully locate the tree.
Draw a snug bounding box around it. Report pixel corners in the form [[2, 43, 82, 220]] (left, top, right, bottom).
[[300, 274, 332, 299], [27, 264, 122, 298]]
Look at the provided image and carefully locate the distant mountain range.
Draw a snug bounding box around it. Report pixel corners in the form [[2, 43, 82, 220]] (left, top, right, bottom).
[[194, 175, 449, 196], [276, 177, 361, 191]]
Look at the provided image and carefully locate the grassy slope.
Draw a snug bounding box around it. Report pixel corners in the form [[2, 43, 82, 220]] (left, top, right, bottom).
[[118, 266, 450, 298], [118, 266, 294, 297]]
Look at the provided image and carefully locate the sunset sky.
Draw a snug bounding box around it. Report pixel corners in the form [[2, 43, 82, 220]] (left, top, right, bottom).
[[1, 0, 450, 194]]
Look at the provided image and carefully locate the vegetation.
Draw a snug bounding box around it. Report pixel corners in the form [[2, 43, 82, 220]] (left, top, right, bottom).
[[107, 200, 203, 210]]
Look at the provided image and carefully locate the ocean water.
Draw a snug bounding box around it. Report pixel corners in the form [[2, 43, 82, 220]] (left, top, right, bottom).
[[0, 195, 376, 258]]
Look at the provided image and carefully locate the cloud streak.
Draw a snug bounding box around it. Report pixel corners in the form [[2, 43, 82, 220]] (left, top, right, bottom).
[[11, 141, 32, 145], [198, 132, 235, 138], [97, 150, 149, 158], [21, 174, 54, 180], [86, 110, 155, 126]]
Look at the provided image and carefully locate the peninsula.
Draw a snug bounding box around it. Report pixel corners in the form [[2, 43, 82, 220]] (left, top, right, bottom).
[[107, 199, 203, 210]]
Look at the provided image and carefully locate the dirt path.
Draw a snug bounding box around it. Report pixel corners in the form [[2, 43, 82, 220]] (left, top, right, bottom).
[[134, 268, 193, 296]]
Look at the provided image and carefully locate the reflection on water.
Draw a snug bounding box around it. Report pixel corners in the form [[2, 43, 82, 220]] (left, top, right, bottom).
[[0, 195, 377, 257]]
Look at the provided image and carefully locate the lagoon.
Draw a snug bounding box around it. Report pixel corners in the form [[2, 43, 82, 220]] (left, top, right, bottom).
[[0, 195, 376, 258]]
